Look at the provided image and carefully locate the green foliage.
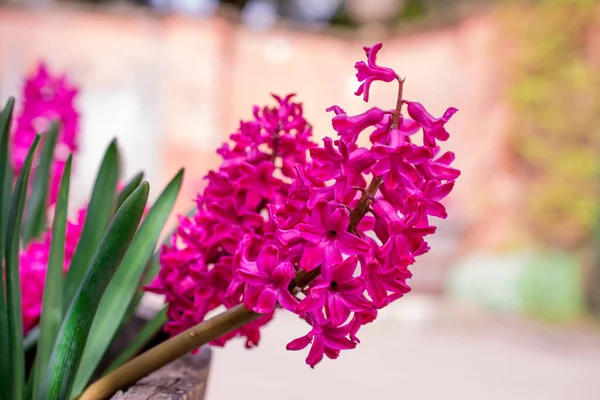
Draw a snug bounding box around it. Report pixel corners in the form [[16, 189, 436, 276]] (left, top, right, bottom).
[[448, 251, 586, 322], [32, 156, 71, 399], [39, 182, 149, 400], [116, 171, 144, 210], [70, 170, 183, 397], [103, 307, 167, 375], [0, 98, 183, 400], [64, 141, 119, 309], [520, 252, 586, 322], [501, 0, 600, 249], [5, 134, 40, 400], [397, 0, 428, 22], [0, 97, 15, 400]]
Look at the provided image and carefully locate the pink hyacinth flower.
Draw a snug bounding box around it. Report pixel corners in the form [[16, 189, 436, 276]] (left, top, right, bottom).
[[286, 313, 356, 368], [298, 256, 373, 326], [406, 101, 458, 148], [237, 245, 299, 313], [296, 200, 370, 271], [12, 63, 79, 205], [309, 138, 374, 184], [327, 106, 386, 145], [354, 43, 399, 102], [404, 179, 456, 222], [361, 259, 411, 308], [236, 161, 281, 208], [369, 113, 420, 145], [371, 142, 431, 189], [418, 147, 461, 181]]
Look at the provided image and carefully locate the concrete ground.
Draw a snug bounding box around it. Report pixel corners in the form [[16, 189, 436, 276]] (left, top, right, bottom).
[[206, 296, 600, 400]]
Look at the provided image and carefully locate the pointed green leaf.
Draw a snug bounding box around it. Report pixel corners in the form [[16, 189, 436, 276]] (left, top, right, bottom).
[[103, 307, 167, 375], [116, 171, 144, 210], [71, 169, 183, 396], [0, 97, 15, 400], [0, 97, 14, 258], [5, 134, 41, 400], [32, 155, 72, 399], [64, 140, 119, 310], [121, 251, 159, 324], [23, 122, 59, 245], [38, 181, 149, 400]]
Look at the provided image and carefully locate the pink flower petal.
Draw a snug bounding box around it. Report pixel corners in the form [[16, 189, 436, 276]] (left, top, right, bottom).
[[337, 232, 370, 255], [327, 294, 347, 326], [306, 335, 325, 367], [254, 287, 278, 313], [297, 293, 326, 314], [257, 245, 279, 275], [237, 268, 269, 287], [286, 335, 312, 351], [299, 241, 326, 271]]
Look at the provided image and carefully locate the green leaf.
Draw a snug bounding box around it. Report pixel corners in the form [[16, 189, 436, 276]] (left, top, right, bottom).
[[64, 140, 119, 310], [71, 169, 183, 396], [23, 326, 40, 353], [116, 171, 144, 210], [0, 97, 14, 258], [2, 159, 13, 250], [38, 181, 149, 400], [23, 122, 59, 245], [32, 155, 72, 399], [0, 97, 15, 400], [103, 307, 167, 375], [142, 250, 163, 288], [5, 134, 41, 400], [121, 251, 159, 324], [25, 373, 34, 400]]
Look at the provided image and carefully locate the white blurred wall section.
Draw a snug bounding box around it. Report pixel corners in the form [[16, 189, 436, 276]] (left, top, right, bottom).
[[76, 86, 161, 208]]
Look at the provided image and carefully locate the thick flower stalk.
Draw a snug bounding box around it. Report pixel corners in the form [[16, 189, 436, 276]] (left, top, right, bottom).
[[148, 43, 460, 367], [12, 63, 79, 205]]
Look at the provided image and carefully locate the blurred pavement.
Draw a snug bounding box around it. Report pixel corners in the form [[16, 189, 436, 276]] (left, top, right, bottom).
[[207, 295, 600, 400]]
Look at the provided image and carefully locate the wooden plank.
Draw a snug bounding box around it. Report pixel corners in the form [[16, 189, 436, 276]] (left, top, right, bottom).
[[111, 346, 212, 400]]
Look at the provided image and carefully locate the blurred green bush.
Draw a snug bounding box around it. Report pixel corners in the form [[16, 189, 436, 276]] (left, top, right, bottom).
[[501, 0, 600, 249], [448, 251, 586, 322]]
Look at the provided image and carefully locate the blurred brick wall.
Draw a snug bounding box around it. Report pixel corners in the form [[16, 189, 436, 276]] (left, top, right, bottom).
[[0, 5, 513, 253]]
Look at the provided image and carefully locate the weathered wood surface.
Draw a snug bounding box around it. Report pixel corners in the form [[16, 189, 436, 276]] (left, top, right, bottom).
[[110, 346, 212, 400]]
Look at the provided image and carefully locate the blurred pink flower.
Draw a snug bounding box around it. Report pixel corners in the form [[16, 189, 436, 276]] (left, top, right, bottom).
[[12, 63, 79, 205]]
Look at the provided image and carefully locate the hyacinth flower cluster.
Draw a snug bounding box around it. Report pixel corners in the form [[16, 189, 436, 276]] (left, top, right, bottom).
[[12, 63, 79, 205], [146, 94, 316, 346], [148, 43, 460, 367]]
